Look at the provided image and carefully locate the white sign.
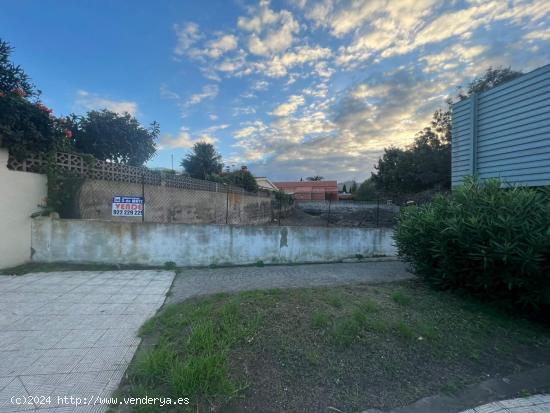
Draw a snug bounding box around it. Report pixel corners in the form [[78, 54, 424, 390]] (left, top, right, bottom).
[[112, 196, 144, 217]]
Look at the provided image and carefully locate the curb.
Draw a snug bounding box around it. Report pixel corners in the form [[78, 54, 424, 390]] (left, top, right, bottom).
[[360, 365, 550, 413]]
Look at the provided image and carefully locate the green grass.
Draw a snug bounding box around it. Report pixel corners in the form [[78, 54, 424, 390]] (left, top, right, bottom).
[[391, 289, 413, 306], [113, 280, 550, 413]]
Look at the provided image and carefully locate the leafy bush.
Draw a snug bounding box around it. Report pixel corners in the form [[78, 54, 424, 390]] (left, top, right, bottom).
[[0, 39, 70, 159], [395, 178, 550, 320]]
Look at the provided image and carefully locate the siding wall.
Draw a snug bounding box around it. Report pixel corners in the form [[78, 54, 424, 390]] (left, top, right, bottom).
[[451, 64, 550, 187]]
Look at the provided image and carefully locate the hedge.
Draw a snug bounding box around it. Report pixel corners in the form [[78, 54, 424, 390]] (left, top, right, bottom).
[[395, 178, 550, 320]]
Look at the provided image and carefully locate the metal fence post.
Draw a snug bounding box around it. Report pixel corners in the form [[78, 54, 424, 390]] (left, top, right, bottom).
[[225, 185, 229, 224], [327, 198, 331, 227], [376, 196, 380, 228], [141, 172, 145, 223]]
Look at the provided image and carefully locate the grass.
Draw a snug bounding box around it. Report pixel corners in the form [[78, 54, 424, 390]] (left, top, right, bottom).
[[113, 280, 550, 412]]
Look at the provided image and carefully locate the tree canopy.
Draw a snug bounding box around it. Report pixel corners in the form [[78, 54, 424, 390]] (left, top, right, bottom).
[[68, 110, 158, 166], [181, 142, 223, 180], [0, 39, 66, 159]]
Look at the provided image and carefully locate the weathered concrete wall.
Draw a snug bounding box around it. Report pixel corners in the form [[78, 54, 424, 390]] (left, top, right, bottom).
[[79, 179, 273, 225], [31, 217, 396, 266], [0, 149, 47, 269]]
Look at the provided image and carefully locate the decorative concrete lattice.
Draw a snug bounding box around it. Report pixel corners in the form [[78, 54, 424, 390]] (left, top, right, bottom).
[[7, 151, 270, 197]]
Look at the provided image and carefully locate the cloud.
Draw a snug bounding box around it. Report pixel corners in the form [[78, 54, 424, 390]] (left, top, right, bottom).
[[174, 22, 202, 56], [270, 94, 305, 116], [252, 80, 269, 90], [159, 128, 219, 149], [524, 27, 550, 41], [162, 0, 550, 180], [204, 34, 238, 58], [186, 84, 219, 106], [238, 0, 299, 56], [74, 90, 138, 116], [233, 106, 257, 116]]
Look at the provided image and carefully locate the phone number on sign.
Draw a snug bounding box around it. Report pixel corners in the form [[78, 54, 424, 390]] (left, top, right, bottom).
[[112, 209, 143, 216]]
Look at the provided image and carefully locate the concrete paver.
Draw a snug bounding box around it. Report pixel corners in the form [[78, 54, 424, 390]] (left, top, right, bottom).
[[0, 270, 174, 412], [460, 394, 550, 412]]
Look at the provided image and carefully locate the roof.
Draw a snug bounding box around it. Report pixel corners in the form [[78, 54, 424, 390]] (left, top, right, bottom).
[[273, 180, 338, 193], [273, 180, 337, 188], [255, 177, 279, 191]]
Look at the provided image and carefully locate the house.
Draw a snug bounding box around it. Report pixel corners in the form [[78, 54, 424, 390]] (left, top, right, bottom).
[[255, 176, 279, 192], [452, 63, 550, 187], [273, 180, 338, 201]]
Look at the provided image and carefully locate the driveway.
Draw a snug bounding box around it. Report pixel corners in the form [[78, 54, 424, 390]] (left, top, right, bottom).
[[0, 270, 174, 412]]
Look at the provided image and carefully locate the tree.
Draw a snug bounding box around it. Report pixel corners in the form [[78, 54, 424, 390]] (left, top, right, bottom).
[[371, 67, 523, 194], [0, 39, 36, 98], [350, 181, 358, 193], [354, 178, 378, 200], [181, 142, 223, 179], [458, 66, 523, 100], [306, 175, 324, 181], [223, 169, 259, 192], [69, 110, 158, 166], [0, 39, 66, 159], [342, 184, 347, 193]]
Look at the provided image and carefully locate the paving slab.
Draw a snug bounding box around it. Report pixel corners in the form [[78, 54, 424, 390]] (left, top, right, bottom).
[[0, 270, 174, 412], [460, 394, 550, 412]]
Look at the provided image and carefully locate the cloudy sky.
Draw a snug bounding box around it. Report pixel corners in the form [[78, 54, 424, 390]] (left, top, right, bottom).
[[2, 0, 549, 181]]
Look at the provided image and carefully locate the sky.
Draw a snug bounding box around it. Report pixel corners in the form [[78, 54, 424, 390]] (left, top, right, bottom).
[[1, 0, 549, 182]]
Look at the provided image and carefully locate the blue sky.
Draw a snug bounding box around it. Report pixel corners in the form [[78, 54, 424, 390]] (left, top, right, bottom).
[[1, 0, 549, 181]]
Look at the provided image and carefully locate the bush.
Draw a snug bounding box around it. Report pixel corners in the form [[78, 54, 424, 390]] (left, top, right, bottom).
[[395, 177, 550, 320]]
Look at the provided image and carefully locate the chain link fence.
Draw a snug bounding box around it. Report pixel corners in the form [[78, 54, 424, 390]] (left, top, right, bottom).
[[274, 198, 400, 228]]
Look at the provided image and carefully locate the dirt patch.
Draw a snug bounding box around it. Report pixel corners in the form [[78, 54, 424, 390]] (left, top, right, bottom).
[[272, 206, 397, 227]]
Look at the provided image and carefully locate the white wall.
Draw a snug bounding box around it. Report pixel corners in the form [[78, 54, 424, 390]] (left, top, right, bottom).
[[0, 149, 47, 269], [31, 217, 397, 266]]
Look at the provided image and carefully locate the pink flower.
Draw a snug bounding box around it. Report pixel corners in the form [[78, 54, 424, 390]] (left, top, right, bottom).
[[36, 103, 52, 114], [14, 87, 26, 97], [65, 129, 73, 139]]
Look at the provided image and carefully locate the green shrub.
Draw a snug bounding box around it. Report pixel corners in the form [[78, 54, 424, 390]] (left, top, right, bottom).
[[395, 177, 550, 320]]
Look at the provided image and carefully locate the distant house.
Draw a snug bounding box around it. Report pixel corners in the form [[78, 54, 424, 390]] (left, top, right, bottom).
[[452, 63, 550, 187], [338, 192, 353, 200], [273, 180, 338, 201], [255, 177, 279, 192]]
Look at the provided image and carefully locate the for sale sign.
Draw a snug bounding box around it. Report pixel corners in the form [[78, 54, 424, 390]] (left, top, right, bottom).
[[112, 196, 144, 217]]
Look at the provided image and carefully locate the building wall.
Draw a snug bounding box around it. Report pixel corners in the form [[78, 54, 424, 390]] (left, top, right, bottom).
[[0, 149, 47, 269], [452, 64, 550, 187], [274, 181, 339, 201], [31, 216, 396, 266], [78, 179, 274, 225]]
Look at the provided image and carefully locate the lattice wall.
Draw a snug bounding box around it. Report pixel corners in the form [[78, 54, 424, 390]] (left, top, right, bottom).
[[7, 151, 270, 197]]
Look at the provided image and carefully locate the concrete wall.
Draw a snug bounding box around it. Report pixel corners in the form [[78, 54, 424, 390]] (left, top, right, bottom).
[[0, 149, 47, 269], [79, 179, 274, 225], [31, 217, 396, 266]]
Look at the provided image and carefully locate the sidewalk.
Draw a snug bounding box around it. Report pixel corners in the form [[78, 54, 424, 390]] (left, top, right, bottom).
[[167, 259, 412, 304]]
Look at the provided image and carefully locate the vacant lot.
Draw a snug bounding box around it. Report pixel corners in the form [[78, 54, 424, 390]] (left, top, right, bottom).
[[114, 280, 550, 413]]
